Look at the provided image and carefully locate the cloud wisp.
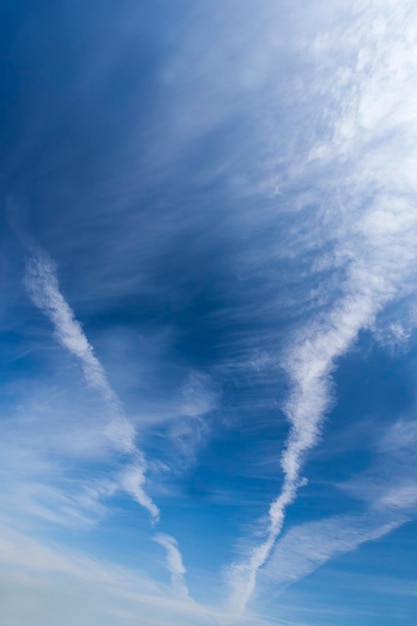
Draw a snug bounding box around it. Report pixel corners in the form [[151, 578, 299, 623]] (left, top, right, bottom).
[[257, 415, 417, 599], [259, 514, 404, 596], [25, 252, 116, 403], [0, 523, 210, 626], [22, 242, 159, 522], [227, 0, 417, 615], [227, 288, 395, 615], [154, 533, 190, 599]]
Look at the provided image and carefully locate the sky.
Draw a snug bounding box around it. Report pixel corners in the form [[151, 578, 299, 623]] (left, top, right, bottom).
[[1, 1, 417, 624]]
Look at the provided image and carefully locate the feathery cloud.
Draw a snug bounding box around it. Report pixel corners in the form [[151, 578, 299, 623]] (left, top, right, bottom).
[[227, 0, 417, 615], [154, 533, 190, 598], [257, 417, 417, 597], [21, 241, 159, 522], [259, 514, 404, 595]]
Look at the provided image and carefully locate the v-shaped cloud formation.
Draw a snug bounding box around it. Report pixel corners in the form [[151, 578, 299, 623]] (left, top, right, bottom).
[[3, 1, 417, 625]]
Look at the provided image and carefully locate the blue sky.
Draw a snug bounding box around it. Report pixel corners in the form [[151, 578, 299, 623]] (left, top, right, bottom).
[[1, 1, 417, 624]]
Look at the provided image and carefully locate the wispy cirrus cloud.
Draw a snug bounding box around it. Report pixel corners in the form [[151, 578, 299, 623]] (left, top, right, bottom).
[[256, 415, 417, 601], [25, 251, 117, 403], [227, 0, 417, 615], [154, 533, 190, 599], [120, 462, 160, 523], [22, 243, 160, 522], [0, 230, 218, 531], [258, 514, 404, 597], [342, 417, 417, 514], [3, 1, 417, 624], [0, 524, 202, 626], [0, 522, 293, 626]]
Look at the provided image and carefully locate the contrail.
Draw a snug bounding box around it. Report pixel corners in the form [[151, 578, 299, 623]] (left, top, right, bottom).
[[227, 289, 392, 615], [7, 198, 160, 521]]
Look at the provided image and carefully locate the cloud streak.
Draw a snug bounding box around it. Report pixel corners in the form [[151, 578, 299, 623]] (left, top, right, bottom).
[[227, 0, 417, 615], [21, 241, 159, 522], [259, 513, 405, 596], [154, 533, 190, 598], [0, 524, 210, 626], [25, 251, 116, 402], [257, 415, 417, 598]]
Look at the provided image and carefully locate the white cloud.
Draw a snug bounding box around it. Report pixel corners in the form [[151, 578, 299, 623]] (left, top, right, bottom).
[[378, 485, 417, 511], [179, 372, 218, 419], [258, 513, 403, 594], [341, 417, 417, 514], [227, 0, 417, 615], [254, 413, 417, 602], [0, 524, 294, 626], [21, 244, 160, 521], [378, 418, 417, 455], [25, 250, 117, 405], [120, 461, 160, 523], [154, 533, 190, 598], [0, 480, 115, 529], [0, 525, 214, 626]]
